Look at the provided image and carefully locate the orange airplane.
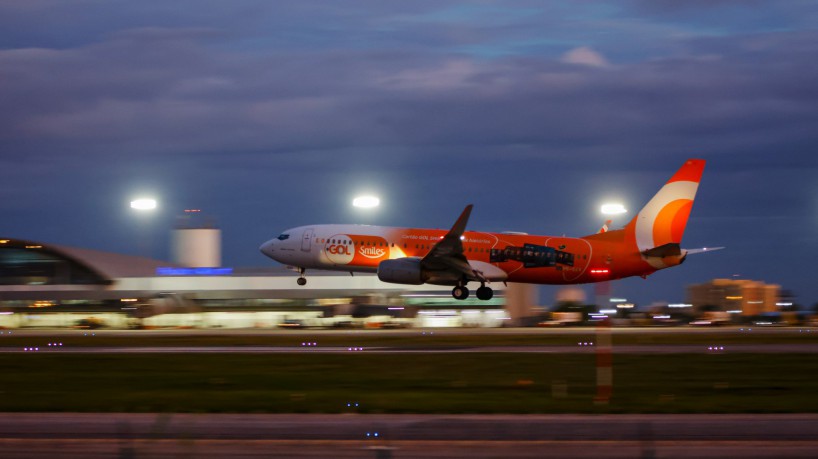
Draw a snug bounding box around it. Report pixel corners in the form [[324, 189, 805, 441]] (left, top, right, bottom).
[[260, 159, 720, 300]]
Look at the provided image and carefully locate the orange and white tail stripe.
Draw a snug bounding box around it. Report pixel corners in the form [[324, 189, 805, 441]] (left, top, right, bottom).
[[630, 159, 705, 255]]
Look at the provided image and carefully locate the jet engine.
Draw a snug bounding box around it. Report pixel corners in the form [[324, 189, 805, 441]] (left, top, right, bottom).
[[377, 258, 424, 285]]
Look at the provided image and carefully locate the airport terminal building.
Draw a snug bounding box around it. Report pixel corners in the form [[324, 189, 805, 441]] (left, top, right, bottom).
[[0, 237, 510, 329]]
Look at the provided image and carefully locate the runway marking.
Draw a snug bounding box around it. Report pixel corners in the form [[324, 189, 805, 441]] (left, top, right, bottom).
[[3, 344, 818, 354]]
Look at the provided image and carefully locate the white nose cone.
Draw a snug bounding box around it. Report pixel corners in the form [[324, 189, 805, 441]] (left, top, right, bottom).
[[259, 240, 275, 257], [352, 196, 380, 208]]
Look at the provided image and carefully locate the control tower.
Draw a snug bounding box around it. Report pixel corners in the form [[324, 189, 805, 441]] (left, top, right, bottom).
[[172, 210, 221, 268]]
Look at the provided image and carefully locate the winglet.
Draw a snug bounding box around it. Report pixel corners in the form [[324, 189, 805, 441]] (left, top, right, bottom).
[[448, 204, 473, 238]]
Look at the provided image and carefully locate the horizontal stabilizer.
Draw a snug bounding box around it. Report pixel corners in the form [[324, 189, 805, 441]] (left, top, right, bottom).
[[684, 246, 725, 255], [641, 243, 682, 258]]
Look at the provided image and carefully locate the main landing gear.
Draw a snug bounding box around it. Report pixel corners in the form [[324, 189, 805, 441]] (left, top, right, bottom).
[[296, 268, 307, 286], [476, 285, 494, 301], [451, 282, 494, 301], [452, 285, 469, 300]]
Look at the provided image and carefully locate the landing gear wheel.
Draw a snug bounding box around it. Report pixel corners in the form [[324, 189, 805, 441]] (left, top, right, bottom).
[[297, 277, 307, 286], [452, 285, 469, 300], [476, 286, 494, 301]]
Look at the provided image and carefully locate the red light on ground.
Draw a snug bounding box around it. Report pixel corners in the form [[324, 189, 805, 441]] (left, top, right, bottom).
[[184, 209, 201, 213]]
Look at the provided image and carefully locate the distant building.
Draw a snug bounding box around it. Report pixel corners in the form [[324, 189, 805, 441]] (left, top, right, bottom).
[[0, 237, 506, 329], [687, 278, 780, 316], [172, 211, 221, 268]]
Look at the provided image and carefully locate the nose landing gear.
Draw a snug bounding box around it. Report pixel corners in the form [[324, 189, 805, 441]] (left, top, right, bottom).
[[296, 268, 307, 286]]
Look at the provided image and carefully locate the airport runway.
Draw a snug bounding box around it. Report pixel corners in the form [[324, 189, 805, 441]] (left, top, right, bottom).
[[3, 326, 816, 354], [1, 413, 817, 458], [2, 329, 817, 457], [3, 326, 815, 336], [3, 343, 818, 354]]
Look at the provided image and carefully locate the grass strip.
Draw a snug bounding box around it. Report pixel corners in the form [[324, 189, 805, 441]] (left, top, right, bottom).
[[1, 352, 817, 413]]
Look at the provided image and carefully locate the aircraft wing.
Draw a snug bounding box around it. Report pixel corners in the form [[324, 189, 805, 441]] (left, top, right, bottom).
[[420, 205, 505, 283]]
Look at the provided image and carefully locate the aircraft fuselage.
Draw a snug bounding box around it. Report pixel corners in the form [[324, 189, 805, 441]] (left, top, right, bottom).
[[260, 224, 667, 285], [260, 159, 709, 299]]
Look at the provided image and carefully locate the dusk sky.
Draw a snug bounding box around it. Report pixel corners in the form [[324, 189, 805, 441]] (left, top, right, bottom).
[[2, 1, 817, 307]]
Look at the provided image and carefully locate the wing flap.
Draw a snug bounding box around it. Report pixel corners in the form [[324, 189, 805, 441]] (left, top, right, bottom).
[[468, 260, 508, 282]]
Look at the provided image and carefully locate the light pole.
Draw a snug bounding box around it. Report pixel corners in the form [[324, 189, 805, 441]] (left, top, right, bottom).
[[596, 202, 627, 311], [352, 195, 380, 209], [351, 195, 380, 225], [600, 203, 627, 217], [130, 198, 158, 258]]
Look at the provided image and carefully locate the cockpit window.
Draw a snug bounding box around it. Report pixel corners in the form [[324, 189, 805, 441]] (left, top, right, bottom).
[[276, 234, 290, 241]]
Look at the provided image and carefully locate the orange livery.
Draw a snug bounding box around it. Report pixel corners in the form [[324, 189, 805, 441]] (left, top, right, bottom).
[[260, 159, 720, 300]]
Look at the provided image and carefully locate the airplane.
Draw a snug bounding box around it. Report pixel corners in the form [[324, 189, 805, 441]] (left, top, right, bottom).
[[260, 159, 720, 300]]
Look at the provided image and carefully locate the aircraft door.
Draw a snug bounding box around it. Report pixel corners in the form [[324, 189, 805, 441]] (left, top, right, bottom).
[[301, 228, 314, 252]]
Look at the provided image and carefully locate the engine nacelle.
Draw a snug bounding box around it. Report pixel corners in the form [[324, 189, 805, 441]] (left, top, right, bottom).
[[377, 258, 424, 285]]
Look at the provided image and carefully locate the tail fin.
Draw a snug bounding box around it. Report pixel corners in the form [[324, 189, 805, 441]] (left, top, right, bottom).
[[627, 159, 706, 253]]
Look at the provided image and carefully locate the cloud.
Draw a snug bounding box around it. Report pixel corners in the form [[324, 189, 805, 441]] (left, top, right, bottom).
[[375, 59, 481, 91], [2, 27, 818, 172], [1, 2, 818, 305], [560, 46, 610, 67]]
